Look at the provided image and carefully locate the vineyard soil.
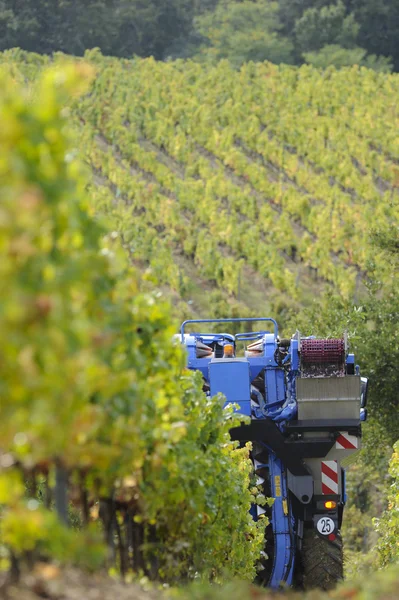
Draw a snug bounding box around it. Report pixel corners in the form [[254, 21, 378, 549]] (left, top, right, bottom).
[[0, 566, 156, 600], [2, 564, 399, 600]]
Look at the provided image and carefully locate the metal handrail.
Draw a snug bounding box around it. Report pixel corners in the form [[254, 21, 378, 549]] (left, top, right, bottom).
[[180, 317, 278, 343], [235, 332, 267, 341]]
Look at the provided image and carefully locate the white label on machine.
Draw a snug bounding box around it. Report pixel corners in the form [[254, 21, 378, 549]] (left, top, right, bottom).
[[257, 505, 267, 517], [316, 517, 335, 535]]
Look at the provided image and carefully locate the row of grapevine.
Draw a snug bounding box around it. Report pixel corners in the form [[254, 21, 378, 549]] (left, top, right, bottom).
[[375, 441, 399, 567], [109, 57, 397, 281], [70, 52, 398, 300], [79, 55, 355, 297], [0, 53, 346, 299], [0, 60, 265, 582], [5, 50, 399, 312], [0, 51, 281, 316], [6, 49, 394, 310]]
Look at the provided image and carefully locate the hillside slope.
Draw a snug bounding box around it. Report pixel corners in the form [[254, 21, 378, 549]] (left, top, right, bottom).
[[3, 49, 399, 324]]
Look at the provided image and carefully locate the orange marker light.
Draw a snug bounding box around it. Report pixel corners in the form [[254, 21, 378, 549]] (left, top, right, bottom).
[[224, 344, 235, 357], [324, 501, 337, 509]]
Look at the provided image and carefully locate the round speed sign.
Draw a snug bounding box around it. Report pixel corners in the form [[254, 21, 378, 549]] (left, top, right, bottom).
[[316, 517, 335, 536]]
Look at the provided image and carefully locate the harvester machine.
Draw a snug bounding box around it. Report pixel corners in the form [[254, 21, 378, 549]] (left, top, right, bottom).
[[180, 318, 368, 590]]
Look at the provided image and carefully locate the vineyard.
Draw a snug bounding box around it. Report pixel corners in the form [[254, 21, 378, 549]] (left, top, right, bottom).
[[1, 49, 399, 599], [2, 49, 399, 321]]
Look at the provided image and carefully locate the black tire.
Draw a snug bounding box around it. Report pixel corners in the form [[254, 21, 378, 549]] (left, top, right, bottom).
[[300, 528, 343, 591]]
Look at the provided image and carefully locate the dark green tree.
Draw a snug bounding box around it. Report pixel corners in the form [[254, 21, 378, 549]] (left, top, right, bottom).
[[278, 0, 332, 34], [0, 0, 119, 55], [195, 0, 294, 67], [0, 0, 209, 59], [303, 44, 392, 72], [1, 0, 399, 70], [279, 0, 398, 70], [351, 0, 399, 71], [113, 0, 197, 59], [294, 1, 359, 53]]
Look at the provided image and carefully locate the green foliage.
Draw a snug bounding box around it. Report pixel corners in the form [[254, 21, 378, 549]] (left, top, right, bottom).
[[179, 564, 399, 599], [342, 420, 392, 577], [0, 470, 105, 569], [191, 0, 393, 72], [278, 0, 333, 33], [288, 290, 399, 444], [375, 442, 399, 567], [303, 44, 393, 72], [0, 59, 113, 469], [294, 1, 359, 53], [3, 49, 399, 584], [1, 0, 399, 73], [0, 61, 265, 581], [0, 0, 115, 55], [285, 180, 399, 441], [0, 0, 206, 60], [5, 49, 399, 314], [141, 372, 265, 582], [362, 53, 394, 73], [195, 0, 294, 67], [351, 0, 399, 72], [278, 0, 397, 70]]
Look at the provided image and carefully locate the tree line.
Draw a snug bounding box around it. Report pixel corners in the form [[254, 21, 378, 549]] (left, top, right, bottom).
[[1, 0, 398, 71]]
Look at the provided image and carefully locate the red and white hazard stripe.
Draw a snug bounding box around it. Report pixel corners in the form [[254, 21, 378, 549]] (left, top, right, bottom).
[[321, 460, 339, 495], [336, 432, 358, 450]]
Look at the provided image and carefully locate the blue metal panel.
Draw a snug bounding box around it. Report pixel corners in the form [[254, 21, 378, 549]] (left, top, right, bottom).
[[209, 359, 251, 416], [290, 339, 299, 370], [342, 468, 347, 504], [248, 356, 268, 381], [346, 353, 355, 366], [187, 362, 209, 380], [268, 453, 295, 588], [276, 370, 286, 404]]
